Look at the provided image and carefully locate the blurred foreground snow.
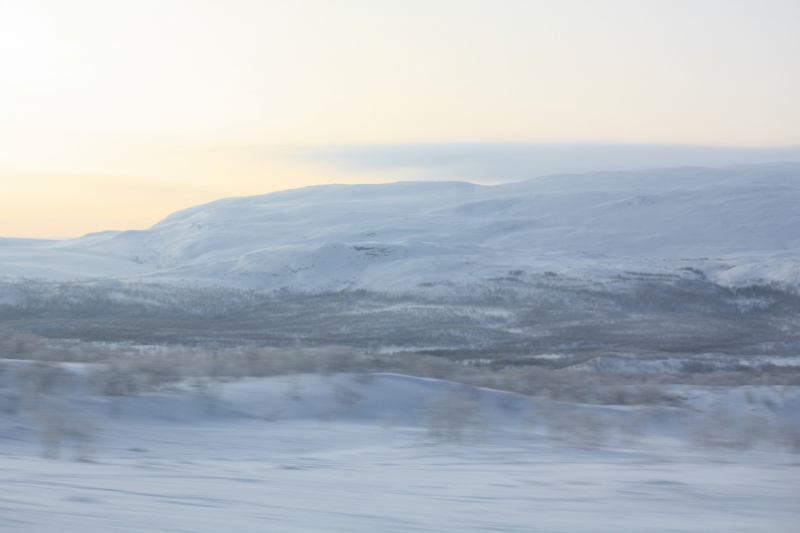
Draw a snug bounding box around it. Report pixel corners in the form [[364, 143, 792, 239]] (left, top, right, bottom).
[[1, 372, 797, 532]]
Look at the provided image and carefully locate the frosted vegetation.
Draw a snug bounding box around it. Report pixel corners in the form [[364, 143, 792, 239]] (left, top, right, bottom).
[[1, 327, 798, 453], [1, 332, 799, 532]]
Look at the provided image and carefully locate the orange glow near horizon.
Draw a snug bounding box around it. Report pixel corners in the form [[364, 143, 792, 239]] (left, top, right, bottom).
[[0, 150, 377, 238], [1, 0, 799, 237]]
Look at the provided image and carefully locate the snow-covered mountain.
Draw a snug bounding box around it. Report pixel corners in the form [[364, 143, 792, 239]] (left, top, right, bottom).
[[2, 163, 799, 290]]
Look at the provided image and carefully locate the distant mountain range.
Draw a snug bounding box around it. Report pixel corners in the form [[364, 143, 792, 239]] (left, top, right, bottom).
[[2, 163, 799, 291]]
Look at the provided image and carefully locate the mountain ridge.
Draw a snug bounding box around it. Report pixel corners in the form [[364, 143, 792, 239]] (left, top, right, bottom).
[[1, 163, 799, 291]]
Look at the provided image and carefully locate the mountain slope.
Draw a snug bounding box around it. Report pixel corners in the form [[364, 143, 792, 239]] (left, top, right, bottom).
[[1, 163, 798, 290]]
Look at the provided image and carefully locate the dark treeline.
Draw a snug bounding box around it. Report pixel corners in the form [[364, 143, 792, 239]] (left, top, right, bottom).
[[0, 273, 798, 358]]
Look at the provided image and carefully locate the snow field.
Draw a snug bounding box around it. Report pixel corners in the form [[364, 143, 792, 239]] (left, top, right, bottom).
[[1, 371, 798, 532]]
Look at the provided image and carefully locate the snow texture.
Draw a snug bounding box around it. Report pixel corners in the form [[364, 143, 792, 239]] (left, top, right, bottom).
[[1, 163, 799, 290], [1, 371, 798, 532]]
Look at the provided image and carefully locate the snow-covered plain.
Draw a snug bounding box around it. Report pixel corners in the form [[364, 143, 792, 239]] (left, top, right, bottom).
[[1, 163, 799, 290], [1, 371, 798, 533]]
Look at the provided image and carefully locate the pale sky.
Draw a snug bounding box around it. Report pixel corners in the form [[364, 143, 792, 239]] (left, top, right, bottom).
[[1, 0, 799, 237]]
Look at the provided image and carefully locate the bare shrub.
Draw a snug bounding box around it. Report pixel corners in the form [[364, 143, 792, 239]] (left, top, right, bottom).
[[0, 362, 21, 414], [241, 345, 270, 377], [685, 409, 736, 449], [744, 389, 755, 404], [319, 347, 360, 375], [332, 383, 362, 411], [34, 399, 97, 461], [634, 385, 681, 406], [190, 377, 221, 413], [761, 396, 778, 412], [541, 402, 613, 448], [284, 347, 317, 374], [542, 402, 572, 441], [423, 385, 486, 442], [411, 356, 461, 380], [284, 377, 304, 401], [617, 410, 648, 444], [87, 359, 148, 396], [18, 362, 75, 396], [567, 410, 610, 448], [684, 408, 800, 453]]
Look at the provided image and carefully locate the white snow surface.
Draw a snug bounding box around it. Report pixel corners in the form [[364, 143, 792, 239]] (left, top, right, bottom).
[[1, 371, 798, 532], [1, 163, 799, 290]]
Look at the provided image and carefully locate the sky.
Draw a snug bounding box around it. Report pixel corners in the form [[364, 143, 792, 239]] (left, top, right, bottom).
[[1, 0, 799, 238]]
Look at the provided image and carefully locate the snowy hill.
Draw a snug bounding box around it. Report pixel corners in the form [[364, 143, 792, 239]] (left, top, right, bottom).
[[1, 163, 799, 290], [1, 365, 798, 533]]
